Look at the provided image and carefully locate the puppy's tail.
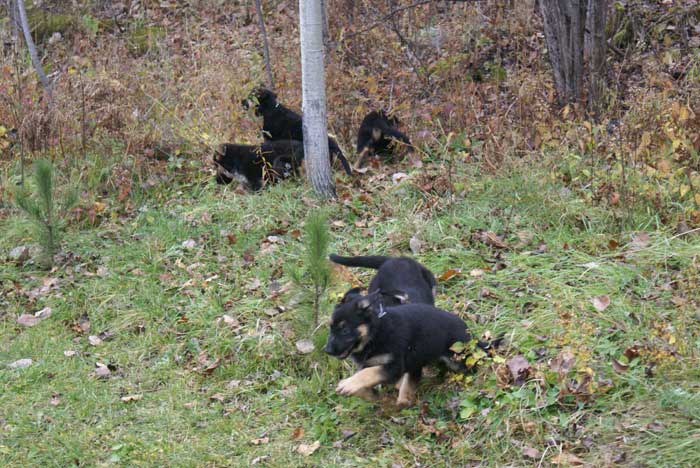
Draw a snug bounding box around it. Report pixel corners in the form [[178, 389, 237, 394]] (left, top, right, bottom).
[[329, 254, 389, 270]]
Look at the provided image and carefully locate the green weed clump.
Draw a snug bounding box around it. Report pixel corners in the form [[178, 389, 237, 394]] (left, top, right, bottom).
[[14, 159, 77, 268]]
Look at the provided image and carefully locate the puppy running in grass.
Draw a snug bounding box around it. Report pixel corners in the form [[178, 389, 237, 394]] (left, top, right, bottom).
[[324, 291, 474, 407]]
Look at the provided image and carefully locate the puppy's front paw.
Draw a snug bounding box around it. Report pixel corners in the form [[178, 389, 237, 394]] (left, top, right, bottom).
[[396, 396, 414, 408], [336, 377, 365, 396]]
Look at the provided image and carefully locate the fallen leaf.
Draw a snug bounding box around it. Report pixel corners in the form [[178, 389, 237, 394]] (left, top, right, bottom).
[[296, 340, 315, 355], [438, 268, 461, 281], [36, 307, 52, 319], [50, 393, 61, 406], [94, 362, 111, 378], [247, 278, 262, 291], [297, 440, 321, 456], [120, 394, 143, 403], [8, 245, 30, 263], [88, 335, 103, 346], [250, 436, 269, 445], [8, 358, 33, 369], [209, 393, 225, 402], [182, 239, 197, 249], [522, 446, 541, 459], [482, 231, 508, 249], [291, 426, 305, 440], [629, 232, 650, 251], [469, 269, 485, 277], [506, 355, 531, 385], [392, 172, 409, 184], [64, 350, 77, 357], [17, 314, 41, 327], [550, 349, 576, 375], [592, 295, 610, 312], [409, 235, 422, 254], [551, 452, 585, 465], [611, 358, 629, 374]]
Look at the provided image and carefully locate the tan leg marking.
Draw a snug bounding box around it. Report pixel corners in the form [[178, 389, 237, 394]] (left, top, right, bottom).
[[336, 366, 386, 397], [355, 147, 371, 169], [396, 374, 417, 408], [352, 324, 370, 353]]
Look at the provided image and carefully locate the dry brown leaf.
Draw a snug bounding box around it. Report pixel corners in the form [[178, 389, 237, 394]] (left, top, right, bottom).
[[297, 440, 321, 456], [482, 231, 508, 249], [438, 268, 461, 281], [551, 452, 585, 465], [250, 436, 269, 445], [550, 349, 576, 375], [94, 362, 111, 378], [592, 295, 610, 312], [17, 314, 41, 327], [291, 426, 305, 440], [409, 235, 422, 254], [88, 335, 103, 346], [121, 394, 143, 403], [506, 355, 531, 385], [611, 358, 629, 374], [522, 446, 541, 459]]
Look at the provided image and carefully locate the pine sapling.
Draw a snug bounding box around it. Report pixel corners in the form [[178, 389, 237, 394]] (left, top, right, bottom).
[[304, 210, 331, 328], [15, 159, 77, 268]]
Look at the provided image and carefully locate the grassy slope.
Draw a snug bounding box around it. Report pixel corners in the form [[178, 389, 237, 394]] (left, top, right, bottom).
[[1, 163, 699, 467]]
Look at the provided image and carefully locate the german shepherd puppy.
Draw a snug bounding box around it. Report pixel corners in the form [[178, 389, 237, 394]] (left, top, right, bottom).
[[355, 111, 412, 168], [330, 254, 437, 307], [324, 292, 472, 407], [242, 87, 353, 175], [214, 140, 303, 190]]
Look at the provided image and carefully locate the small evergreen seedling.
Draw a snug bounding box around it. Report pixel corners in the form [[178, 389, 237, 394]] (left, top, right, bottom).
[[304, 210, 331, 328], [15, 159, 78, 268]]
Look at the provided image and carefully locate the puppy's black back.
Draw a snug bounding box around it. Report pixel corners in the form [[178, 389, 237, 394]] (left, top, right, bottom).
[[356, 111, 412, 161], [214, 140, 303, 190]]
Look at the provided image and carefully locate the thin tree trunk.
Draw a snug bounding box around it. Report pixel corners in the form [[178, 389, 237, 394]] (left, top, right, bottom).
[[7, 0, 19, 44], [588, 0, 608, 117], [539, 0, 587, 105], [16, 0, 52, 103], [254, 0, 275, 89], [299, 0, 336, 199]]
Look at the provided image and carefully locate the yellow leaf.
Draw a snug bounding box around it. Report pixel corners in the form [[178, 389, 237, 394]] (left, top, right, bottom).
[[657, 159, 672, 176], [694, 193, 700, 205], [0, 125, 6, 137], [679, 106, 689, 122], [562, 105, 570, 118], [68, 66, 77, 75], [672, 139, 682, 151], [679, 184, 690, 198]]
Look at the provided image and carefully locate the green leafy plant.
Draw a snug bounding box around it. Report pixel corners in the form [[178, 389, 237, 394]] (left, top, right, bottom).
[[15, 159, 78, 268]]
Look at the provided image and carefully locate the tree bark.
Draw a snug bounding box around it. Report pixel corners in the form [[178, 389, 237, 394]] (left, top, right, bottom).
[[6, 0, 19, 44], [16, 0, 52, 102], [540, 0, 608, 114], [299, 0, 336, 199], [587, 0, 608, 117], [254, 0, 275, 89]]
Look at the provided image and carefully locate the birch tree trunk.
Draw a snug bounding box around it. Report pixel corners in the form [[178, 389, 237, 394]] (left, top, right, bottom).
[[299, 0, 335, 199], [16, 0, 52, 102]]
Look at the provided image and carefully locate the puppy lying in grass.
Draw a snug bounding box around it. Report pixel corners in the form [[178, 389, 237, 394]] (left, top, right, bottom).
[[324, 292, 473, 407], [214, 140, 303, 191], [329, 254, 437, 307]]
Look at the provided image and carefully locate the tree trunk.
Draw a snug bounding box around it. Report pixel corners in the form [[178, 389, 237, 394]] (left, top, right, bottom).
[[254, 0, 275, 89], [16, 0, 52, 102], [587, 0, 608, 117], [299, 0, 336, 199], [6, 0, 19, 45], [540, 0, 608, 114]]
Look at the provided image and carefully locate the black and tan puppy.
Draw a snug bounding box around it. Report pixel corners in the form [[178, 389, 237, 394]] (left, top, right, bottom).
[[355, 111, 412, 168], [214, 140, 303, 191], [324, 292, 471, 407], [242, 87, 353, 175], [330, 254, 436, 307]]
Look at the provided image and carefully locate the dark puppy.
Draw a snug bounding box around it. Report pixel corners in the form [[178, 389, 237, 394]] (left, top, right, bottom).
[[355, 111, 412, 168], [330, 254, 436, 307], [242, 87, 352, 175], [324, 292, 471, 407], [214, 140, 303, 191]]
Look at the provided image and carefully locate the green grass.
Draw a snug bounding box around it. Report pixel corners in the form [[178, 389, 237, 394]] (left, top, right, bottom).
[[1, 162, 699, 467]]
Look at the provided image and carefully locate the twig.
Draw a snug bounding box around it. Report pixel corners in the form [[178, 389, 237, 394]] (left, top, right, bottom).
[[336, 0, 434, 43], [16, 0, 53, 104], [254, 0, 275, 89]]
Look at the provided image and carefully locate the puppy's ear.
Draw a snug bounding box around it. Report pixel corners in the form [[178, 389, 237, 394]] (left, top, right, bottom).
[[341, 287, 364, 304]]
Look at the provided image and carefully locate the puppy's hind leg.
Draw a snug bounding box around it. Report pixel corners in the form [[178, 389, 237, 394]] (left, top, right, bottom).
[[396, 370, 420, 408]]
